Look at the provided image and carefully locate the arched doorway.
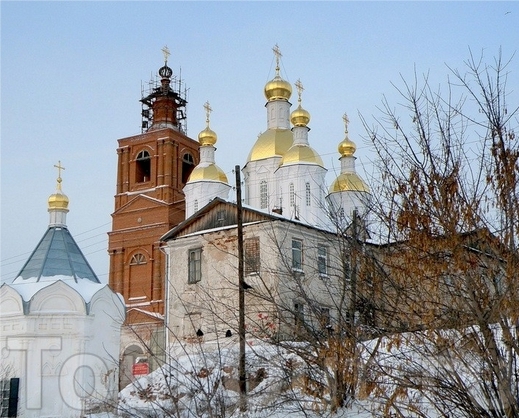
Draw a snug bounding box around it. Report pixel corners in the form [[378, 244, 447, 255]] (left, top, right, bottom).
[[120, 344, 144, 390]]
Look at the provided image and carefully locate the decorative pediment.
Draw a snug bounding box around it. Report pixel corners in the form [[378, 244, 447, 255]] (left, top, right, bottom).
[[29, 281, 87, 315], [113, 194, 168, 216], [0, 284, 24, 316]]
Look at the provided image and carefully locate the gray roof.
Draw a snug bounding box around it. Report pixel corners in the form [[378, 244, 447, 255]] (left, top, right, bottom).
[[14, 226, 100, 283]]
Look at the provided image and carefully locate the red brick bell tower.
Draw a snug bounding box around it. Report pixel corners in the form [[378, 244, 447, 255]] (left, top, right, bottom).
[[108, 48, 199, 327]]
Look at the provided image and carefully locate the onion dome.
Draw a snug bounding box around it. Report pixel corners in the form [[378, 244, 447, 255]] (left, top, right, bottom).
[[187, 102, 228, 184], [48, 162, 69, 211], [329, 114, 369, 193], [265, 75, 292, 102], [198, 102, 218, 146], [338, 137, 356, 157], [198, 128, 217, 146], [338, 113, 356, 157], [264, 44, 292, 101], [48, 188, 69, 211], [290, 79, 310, 127], [291, 105, 310, 127]]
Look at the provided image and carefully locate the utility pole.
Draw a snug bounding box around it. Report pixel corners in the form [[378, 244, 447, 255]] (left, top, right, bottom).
[[235, 165, 247, 412]]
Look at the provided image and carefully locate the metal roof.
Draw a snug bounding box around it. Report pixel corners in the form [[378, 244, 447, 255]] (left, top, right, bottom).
[[14, 226, 100, 283]]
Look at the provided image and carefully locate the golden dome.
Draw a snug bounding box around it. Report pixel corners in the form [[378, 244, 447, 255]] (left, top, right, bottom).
[[188, 164, 228, 183], [198, 126, 217, 146], [281, 144, 324, 167], [291, 105, 310, 127], [48, 190, 69, 210], [247, 129, 293, 162], [329, 173, 369, 193], [338, 138, 356, 157], [264, 75, 292, 101], [198, 101, 218, 146]]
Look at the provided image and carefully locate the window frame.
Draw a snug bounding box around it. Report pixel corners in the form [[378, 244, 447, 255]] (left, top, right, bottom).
[[244, 237, 261, 275], [291, 238, 303, 271], [317, 245, 328, 276], [260, 180, 268, 209], [188, 248, 202, 284], [305, 182, 311, 207]]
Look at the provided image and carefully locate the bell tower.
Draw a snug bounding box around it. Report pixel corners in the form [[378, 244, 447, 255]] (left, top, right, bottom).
[[108, 48, 199, 326]]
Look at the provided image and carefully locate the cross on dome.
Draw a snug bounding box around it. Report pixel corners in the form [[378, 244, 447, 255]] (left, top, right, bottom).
[[203, 101, 213, 126], [295, 79, 304, 104], [272, 44, 282, 73], [343, 113, 350, 134], [54, 160, 65, 190], [162, 45, 171, 64]]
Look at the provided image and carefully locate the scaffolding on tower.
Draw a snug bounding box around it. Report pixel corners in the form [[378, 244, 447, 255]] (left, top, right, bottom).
[[140, 66, 189, 134]]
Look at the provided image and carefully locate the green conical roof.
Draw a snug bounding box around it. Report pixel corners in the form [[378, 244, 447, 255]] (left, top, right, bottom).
[[14, 226, 100, 283]]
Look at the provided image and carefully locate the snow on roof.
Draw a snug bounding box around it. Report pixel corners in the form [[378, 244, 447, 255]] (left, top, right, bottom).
[[7, 276, 107, 303]]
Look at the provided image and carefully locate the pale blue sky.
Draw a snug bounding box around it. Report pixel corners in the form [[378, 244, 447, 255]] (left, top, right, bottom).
[[2, 1, 518, 283]]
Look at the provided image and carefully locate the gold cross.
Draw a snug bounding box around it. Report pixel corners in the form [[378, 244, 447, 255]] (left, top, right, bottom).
[[203, 101, 212, 125], [343, 113, 350, 134], [272, 44, 282, 72], [162, 45, 171, 63], [295, 79, 304, 104], [54, 160, 65, 189]]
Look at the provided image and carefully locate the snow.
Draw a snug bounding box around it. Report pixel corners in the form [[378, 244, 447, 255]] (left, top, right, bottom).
[[7, 275, 107, 302]]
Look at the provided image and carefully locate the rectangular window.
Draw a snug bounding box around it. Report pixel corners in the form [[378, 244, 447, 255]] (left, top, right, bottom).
[[188, 248, 202, 284], [260, 181, 268, 209], [318, 245, 327, 275], [292, 239, 303, 270], [306, 182, 311, 207], [244, 237, 260, 275]]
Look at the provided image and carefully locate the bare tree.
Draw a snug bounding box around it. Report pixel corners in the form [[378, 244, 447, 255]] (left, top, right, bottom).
[[360, 49, 519, 417]]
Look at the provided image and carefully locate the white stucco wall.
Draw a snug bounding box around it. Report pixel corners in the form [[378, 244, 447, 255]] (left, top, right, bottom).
[[164, 218, 350, 344], [0, 281, 124, 418]]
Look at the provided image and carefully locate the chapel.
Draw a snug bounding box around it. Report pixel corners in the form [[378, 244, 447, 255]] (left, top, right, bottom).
[[0, 166, 125, 417]]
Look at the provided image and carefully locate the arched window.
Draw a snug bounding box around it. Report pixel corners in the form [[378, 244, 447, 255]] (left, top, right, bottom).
[[136, 150, 151, 183], [260, 181, 268, 209], [305, 182, 311, 207], [182, 153, 195, 184], [194, 199, 198, 213], [130, 253, 147, 265], [289, 183, 295, 207]]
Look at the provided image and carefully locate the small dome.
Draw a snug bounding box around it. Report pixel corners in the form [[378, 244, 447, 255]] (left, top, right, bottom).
[[247, 129, 293, 162], [338, 138, 356, 157], [188, 164, 228, 183], [281, 144, 324, 167], [329, 173, 369, 193], [291, 105, 310, 127], [48, 191, 69, 210], [264, 75, 292, 101], [198, 127, 217, 146]]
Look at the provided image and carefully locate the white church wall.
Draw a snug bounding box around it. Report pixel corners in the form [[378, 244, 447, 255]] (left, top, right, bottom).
[[0, 282, 124, 418]]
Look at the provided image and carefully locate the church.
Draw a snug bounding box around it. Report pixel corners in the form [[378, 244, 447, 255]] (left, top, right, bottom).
[[161, 45, 372, 344], [107, 45, 371, 384], [0, 166, 125, 417]]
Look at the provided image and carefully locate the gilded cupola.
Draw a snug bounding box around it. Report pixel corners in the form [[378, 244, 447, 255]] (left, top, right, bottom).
[[290, 80, 311, 127], [48, 161, 69, 212], [329, 114, 369, 193], [187, 102, 228, 184], [264, 44, 292, 102], [198, 102, 218, 147], [281, 79, 324, 167]]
